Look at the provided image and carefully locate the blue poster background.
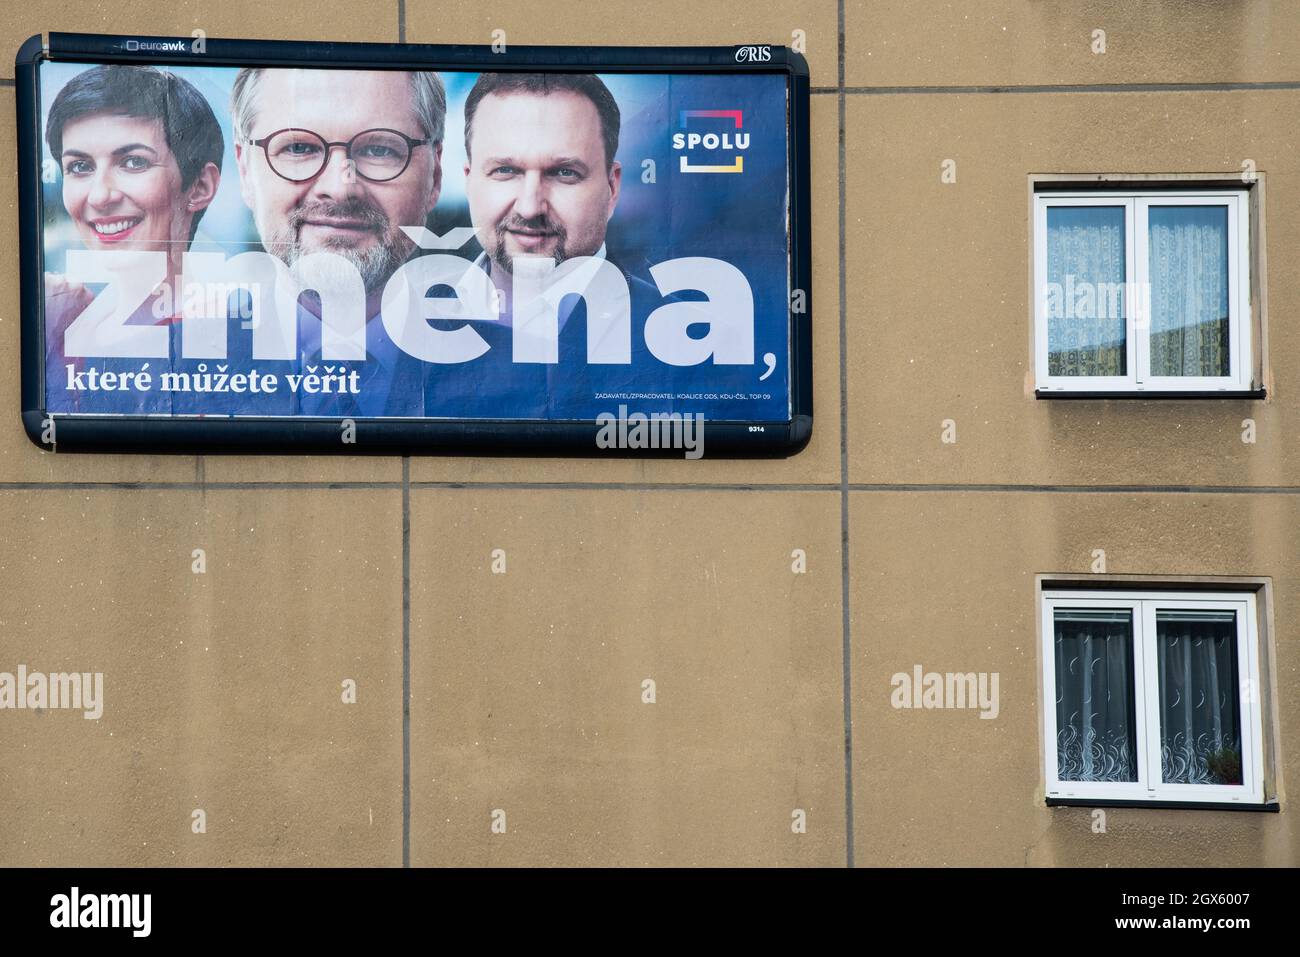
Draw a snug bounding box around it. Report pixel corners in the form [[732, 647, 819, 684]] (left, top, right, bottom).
[[40, 64, 791, 422]]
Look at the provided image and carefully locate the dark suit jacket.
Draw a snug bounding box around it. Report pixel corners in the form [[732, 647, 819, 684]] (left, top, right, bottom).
[[417, 259, 697, 421]]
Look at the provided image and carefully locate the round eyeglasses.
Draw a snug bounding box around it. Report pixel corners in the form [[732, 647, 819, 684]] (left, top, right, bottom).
[[246, 127, 431, 183]]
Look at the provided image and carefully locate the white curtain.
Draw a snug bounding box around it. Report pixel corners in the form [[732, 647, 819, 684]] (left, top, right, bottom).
[[1148, 205, 1230, 378], [1046, 205, 1127, 377], [1156, 611, 1241, 785], [1054, 610, 1138, 782]]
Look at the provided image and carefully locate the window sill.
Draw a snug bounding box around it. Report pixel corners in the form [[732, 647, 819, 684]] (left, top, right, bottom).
[[1035, 389, 1266, 401], [1047, 797, 1279, 812]]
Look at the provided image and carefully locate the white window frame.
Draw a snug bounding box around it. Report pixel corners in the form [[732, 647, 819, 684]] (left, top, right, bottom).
[[1041, 589, 1264, 805], [1034, 190, 1252, 393]]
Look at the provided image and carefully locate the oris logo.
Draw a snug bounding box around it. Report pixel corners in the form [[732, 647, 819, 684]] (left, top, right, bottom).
[[734, 45, 772, 63]]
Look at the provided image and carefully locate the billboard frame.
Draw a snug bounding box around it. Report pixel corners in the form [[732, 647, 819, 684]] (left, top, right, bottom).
[[16, 32, 812, 456]]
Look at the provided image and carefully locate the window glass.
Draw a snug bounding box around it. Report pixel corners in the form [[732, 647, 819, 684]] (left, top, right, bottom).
[[1155, 609, 1241, 785], [1053, 608, 1138, 782], [1148, 205, 1230, 378], [1046, 205, 1127, 377]]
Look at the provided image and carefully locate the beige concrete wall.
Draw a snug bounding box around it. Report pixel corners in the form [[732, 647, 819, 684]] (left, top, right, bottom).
[[1, 1, 1297, 867], [852, 492, 1297, 866]]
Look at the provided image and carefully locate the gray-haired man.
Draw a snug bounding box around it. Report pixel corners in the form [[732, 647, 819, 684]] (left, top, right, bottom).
[[227, 68, 445, 415]]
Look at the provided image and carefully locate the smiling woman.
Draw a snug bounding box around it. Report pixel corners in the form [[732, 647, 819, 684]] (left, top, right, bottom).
[[46, 65, 224, 249], [41, 65, 224, 413]]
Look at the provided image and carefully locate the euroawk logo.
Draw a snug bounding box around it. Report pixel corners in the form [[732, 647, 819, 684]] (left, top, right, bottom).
[[672, 110, 748, 174], [124, 39, 188, 52]]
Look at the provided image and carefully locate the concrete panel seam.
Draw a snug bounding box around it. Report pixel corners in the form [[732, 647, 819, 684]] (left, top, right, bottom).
[[848, 484, 1300, 494], [837, 0, 855, 871], [843, 82, 1300, 95], [402, 456, 411, 867]]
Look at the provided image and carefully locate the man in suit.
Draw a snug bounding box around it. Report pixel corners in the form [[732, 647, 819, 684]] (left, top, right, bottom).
[[418, 72, 679, 421], [194, 66, 446, 417]]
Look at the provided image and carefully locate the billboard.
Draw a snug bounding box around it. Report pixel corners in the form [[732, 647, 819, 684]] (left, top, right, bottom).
[[16, 33, 811, 455]]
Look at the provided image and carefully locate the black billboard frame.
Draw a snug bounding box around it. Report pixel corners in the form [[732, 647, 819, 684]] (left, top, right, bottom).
[[16, 32, 812, 457]]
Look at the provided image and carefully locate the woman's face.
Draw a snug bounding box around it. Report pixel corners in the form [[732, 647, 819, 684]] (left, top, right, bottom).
[[59, 112, 191, 251]]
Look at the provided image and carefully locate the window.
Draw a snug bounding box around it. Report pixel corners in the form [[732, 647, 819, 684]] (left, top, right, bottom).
[[1033, 190, 1253, 394], [1040, 589, 1265, 806]]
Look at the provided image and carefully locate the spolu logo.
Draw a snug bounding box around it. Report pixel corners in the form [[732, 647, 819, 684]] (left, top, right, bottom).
[[672, 110, 748, 174]]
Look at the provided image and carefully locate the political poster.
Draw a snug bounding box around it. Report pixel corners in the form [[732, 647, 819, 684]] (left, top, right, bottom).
[[17, 34, 811, 454]]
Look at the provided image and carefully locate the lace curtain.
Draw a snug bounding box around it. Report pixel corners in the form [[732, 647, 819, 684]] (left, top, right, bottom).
[[1148, 205, 1230, 378], [1046, 203, 1231, 379], [1046, 206, 1127, 377], [1156, 611, 1242, 785], [1054, 610, 1138, 782]]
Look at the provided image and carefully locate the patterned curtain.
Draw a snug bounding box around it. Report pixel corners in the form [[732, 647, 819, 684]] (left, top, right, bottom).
[[1054, 609, 1138, 782], [1156, 611, 1242, 785], [1148, 205, 1230, 378], [1046, 206, 1127, 377]]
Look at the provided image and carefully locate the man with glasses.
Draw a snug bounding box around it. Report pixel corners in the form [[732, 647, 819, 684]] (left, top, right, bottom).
[[228, 67, 445, 416]]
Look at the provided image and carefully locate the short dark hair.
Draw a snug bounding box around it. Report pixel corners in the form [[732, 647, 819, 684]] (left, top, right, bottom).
[[463, 73, 620, 170], [46, 65, 224, 242]]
